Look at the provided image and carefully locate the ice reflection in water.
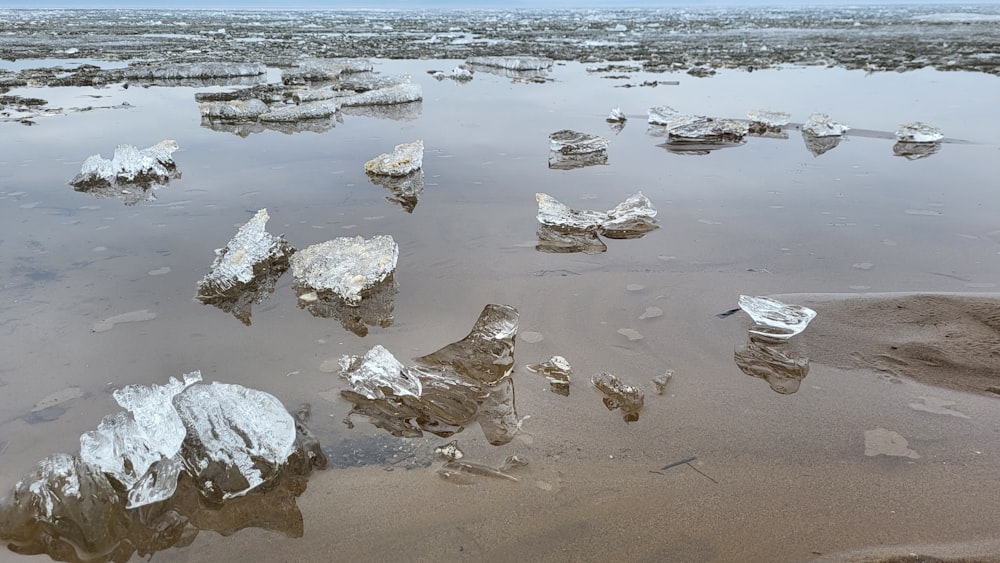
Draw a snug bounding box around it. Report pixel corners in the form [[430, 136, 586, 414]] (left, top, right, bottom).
[[339, 304, 520, 445], [734, 336, 811, 395]]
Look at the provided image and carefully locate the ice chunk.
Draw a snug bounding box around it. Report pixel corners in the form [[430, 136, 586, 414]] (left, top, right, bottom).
[[80, 372, 201, 508], [364, 140, 424, 176], [747, 109, 791, 134], [527, 355, 572, 396], [429, 66, 474, 82], [415, 304, 519, 386], [536, 192, 658, 241], [652, 371, 674, 395], [339, 344, 422, 400], [466, 56, 553, 70], [281, 58, 373, 84], [196, 209, 295, 326], [734, 338, 810, 394], [648, 105, 748, 148], [70, 139, 180, 191], [172, 382, 297, 502], [607, 107, 626, 123], [260, 99, 340, 122], [548, 129, 609, 169], [801, 112, 849, 137], [592, 373, 645, 422], [895, 121, 943, 143], [738, 295, 817, 340], [339, 304, 521, 442], [290, 235, 398, 307], [199, 98, 269, 121], [337, 82, 423, 107]]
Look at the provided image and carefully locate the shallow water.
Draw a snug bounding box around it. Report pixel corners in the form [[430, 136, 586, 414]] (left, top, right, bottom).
[[2, 55, 1000, 562]]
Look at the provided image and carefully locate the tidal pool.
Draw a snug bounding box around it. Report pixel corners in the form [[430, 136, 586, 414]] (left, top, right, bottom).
[[2, 21, 1000, 563]]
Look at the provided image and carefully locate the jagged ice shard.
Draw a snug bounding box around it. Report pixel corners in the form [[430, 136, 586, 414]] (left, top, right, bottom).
[[196, 209, 295, 326], [365, 140, 424, 176], [79, 372, 202, 509], [291, 235, 398, 306], [802, 112, 850, 137], [339, 344, 422, 400], [70, 139, 180, 190], [895, 121, 943, 143], [738, 295, 817, 340], [535, 192, 658, 243]]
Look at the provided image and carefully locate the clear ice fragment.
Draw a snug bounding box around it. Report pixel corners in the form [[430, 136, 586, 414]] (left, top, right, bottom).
[[339, 344, 423, 400], [415, 304, 519, 386], [196, 209, 294, 325], [535, 192, 658, 241], [747, 109, 791, 130], [364, 140, 424, 176], [290, 235, 398, 306], [79, 372, 201, 508], [172, 382, 297, 502], [592, 373, 645, 422], [801, 112, 849, 137], [527, 356, 572, 395], [652, 371, 674, 395], [895, 122, 943, 143], [738, 295, 817, 340], [70, 140, 180, 189], [548, 129, 609, 169]]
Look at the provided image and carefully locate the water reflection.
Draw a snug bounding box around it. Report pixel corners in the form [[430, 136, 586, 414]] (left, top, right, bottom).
[[367, 170, 424, 213], [294, 275, 398, 337], [893, 141, 942, 160], [802, 131, 844, 157], [734, 336, 811, 395]]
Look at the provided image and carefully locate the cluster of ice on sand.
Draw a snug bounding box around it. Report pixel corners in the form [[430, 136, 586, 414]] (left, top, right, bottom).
[[291, 235, 399, 306], [364, 140, 424, 176], [69, 140, 179, 188]]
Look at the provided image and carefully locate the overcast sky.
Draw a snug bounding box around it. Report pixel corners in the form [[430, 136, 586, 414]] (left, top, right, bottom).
[[9, 0, 994, 8]]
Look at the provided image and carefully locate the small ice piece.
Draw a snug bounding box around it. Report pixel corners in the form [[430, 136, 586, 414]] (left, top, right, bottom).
[[364, 140, 424, 176], [290, 235, 398, 307], [337, 82, 423, 107], [548, 129, 609, 169], [592, 373, 645, 422], [652, 371, 674, 395], [734, 338, 810, 394], [802, 112, 850, 137], [429, 66, 474, 82], [747, 109, 791, 132], [199, 98, 269, 121], [79, 372, 201, 508], [416, 304, 519, 386], [465, 56, 553, 70], [434, 440, 464, 461], [172, 382, 297, 502], [527, 356, 572, 396], [667, 116, 748, 143], [895, 122, 943, 143], [738, 295, 817, 340], [607, 107, 626, 123], [339, 344, 422, 400], [70, 140, 180, 189]]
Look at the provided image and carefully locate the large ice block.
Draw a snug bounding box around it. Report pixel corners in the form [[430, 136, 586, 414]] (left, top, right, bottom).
[[196, 209, 295, 325], [290, 235, 398, 307], [173, 382, 297, 502], [364, 140, 424, 176], [466, 56, 553, 70], [738, 295, 817, 340], [337, 82, 423, 107], [415, 304, 519, 386], [70, 139, 180, 190]]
